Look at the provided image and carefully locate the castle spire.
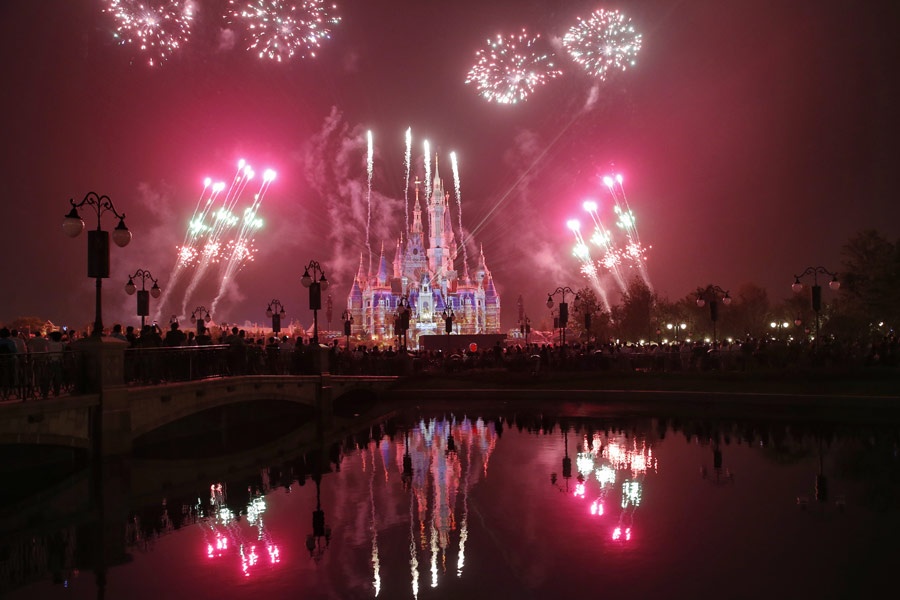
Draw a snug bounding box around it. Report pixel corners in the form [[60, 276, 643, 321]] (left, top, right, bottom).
[[411, 176, 423, 233], [356, 253, 366, 283], [377, 241, 388, 283]]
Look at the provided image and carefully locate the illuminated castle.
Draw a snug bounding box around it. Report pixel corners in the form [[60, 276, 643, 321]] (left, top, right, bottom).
[[347, 156, 501, 345]]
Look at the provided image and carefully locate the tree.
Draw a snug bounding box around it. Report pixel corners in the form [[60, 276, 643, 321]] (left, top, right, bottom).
[[570, 287, 613, 343], [731, 282, 770, 339], [839, 230, 900, 330], [3, 316, 46, 334], [618, 277, 656, 343]]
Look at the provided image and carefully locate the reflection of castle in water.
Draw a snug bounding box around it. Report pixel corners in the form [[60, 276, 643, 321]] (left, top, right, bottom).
[[354, 416, 498, 597]]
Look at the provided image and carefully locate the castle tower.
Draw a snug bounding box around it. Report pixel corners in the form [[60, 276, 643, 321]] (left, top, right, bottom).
[[405, 178, 428, 282]]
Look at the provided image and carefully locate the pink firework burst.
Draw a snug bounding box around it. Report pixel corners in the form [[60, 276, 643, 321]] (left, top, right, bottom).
[[229, 0, 341, 62], [104, 0, 195, 67]]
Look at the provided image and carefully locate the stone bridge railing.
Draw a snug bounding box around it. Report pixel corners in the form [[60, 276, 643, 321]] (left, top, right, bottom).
[[0, 338, 399, 454]]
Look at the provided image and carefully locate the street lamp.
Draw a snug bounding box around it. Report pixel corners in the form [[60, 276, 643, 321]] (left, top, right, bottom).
[[189, 306, 212, 335], [124, 269, 161, 329], [519, 316, 532, 344], [666, 322, 687, 342], [769, 320, 791, 340], [266, 299, 286, 334], [792, 266, 840, 351], [301, 260, 328, 344], [442, 299, 455, 335], [341, 309, 353, 350], [547, 286, 578, 346], [396, 296, 411, 351], [695, 285, 732, 345], [63, 192, 132, 339]]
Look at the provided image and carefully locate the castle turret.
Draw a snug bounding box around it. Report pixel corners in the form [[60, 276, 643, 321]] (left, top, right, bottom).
[[392, 237, 403, 279], [376, 242, 388, 285]]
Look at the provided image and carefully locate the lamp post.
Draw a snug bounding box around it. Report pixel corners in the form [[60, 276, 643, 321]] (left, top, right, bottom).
[[396, 296, 411, 351], [695, 285, 732, 345], [63, 192, 132, 339], [124, 269, 161, 329], [301, 261, 328, 345], [547, 286, 578, 346], [266, 299, 286, 334], [442, 300, 455, 335], [341, 309, 353, 350], [769, 320, 791, 340], [189, 306, 212, 335], [792, 267, 840, 351], [666, 322, 687, 342], [519, 316, 532, 344]]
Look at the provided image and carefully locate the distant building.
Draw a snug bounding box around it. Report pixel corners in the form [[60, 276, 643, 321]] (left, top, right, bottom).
[[347, 155, 500, 346]]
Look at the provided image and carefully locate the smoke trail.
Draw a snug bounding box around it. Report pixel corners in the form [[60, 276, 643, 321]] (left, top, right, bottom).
[[404, 127, 411, 242], [366, 130, 374, 276], [449, 152, 469, 277], [423, 140, 431, 206]]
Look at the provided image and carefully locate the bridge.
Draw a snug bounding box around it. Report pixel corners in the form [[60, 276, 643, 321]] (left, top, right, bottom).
[[0, 340, 400, 454]]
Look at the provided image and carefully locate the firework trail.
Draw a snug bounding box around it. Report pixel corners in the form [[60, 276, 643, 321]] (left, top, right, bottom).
[[603, 173, 652, 289], [228, 0, 341, 62], [568, 220, 610, 310], [104, 0, 195, 67], [155, 178, 227, 323], [404, 127, 411, 241], [582, 200, 626, 292], [181, 162, 255, 316], [465, 28, 562, 104], [211, 169, 276, 313], [365, 130, 374, 277], [562, 9, 642, 82], [423, 140, 431, 205], [449, 152, 470, 278]]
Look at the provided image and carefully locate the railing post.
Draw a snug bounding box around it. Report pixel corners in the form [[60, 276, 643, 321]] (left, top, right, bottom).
[[72, 337, 131, 456]]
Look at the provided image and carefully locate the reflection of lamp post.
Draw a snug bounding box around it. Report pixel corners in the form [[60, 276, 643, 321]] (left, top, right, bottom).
[[695, 285, 732, 345], [266, 299, 286, 334], [547, 287, 577, 346], [63, 192, 132, 338], [301, 261, 328, 344], [550, 428, 572, 492], [306, 473, 331, 562], [189, 306, 212, 335], [124, 269, 161, 329], [797, 438, 846, 515], [700, 441, 734, 485], [792, 267, 840, 351], [341, 309, 353, 350]]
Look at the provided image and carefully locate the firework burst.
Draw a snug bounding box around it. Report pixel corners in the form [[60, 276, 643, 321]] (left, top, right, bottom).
[[466, 29, 562, 104], [229, 0, 341, 62], [104, 0, 195, 67], [562, 9, 642, 81]]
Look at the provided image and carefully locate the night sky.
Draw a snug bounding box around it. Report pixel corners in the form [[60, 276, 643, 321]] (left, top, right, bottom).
[[1, 0, 897, 331]]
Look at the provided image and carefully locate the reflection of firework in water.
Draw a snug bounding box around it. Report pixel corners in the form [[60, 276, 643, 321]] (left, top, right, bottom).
[[562, 9, 642, 81], [104, 0, 195, 67], [228, 0, 341, 61], [466, 29, 562, 104]]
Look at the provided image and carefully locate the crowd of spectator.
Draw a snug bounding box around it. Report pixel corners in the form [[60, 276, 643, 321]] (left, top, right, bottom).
[[2, 320, 897, 401]]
